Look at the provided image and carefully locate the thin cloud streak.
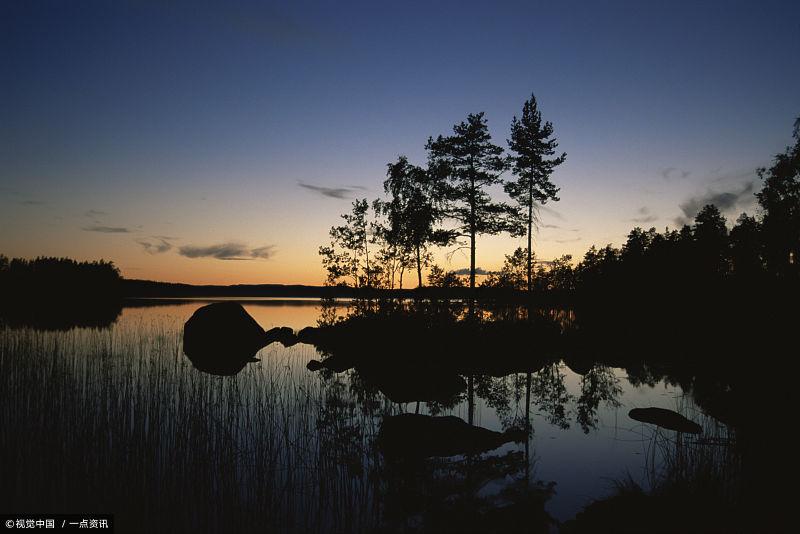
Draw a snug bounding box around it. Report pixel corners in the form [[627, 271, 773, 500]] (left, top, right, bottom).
[[299, 182, 368, 199], [660, 167, 691, 180], [83, 225, 131, 233], [538, 204, 565, 221], [178, 242, 276, 261], [251, 245, 276, 259], [137, 238, 173, 254]]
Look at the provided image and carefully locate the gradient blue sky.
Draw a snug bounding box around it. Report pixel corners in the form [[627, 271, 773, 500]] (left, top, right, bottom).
[[2, 0, 798, 284]]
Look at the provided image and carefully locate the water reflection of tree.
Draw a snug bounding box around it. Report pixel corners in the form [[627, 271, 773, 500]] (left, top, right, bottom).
[[310, 300, 627, 435], [531, 363, 572, 429], [470, 362, 622, 434], [575, 365, 622, 433], [316, 376, 369, 478], [316, 297, 341, 327]]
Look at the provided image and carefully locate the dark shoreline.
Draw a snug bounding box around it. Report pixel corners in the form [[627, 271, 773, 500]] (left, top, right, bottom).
[[121, 278, 576, 303]]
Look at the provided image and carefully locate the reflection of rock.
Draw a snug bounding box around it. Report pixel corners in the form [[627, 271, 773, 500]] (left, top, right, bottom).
[[378, 414, 526, 459], [183, 302, 294, 376], [371, 371, 466, 404], [628, 407, 702, 434]]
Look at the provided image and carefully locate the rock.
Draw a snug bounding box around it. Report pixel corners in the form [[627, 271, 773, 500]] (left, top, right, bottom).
[[265, 326, 298, 347], [628, 407, 702, 434], [183, 302, 269, 376]]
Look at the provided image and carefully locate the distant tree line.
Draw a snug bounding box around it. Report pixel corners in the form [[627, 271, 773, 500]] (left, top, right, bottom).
[[0, 255, 123, 301], [320, 94, 564, 290]]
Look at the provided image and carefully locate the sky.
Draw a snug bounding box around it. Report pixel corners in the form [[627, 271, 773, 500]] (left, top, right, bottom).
[[2, 0, 799, 285]]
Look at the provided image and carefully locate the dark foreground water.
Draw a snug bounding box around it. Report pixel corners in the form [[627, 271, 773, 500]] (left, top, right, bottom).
[[0, 299, 747, 532]]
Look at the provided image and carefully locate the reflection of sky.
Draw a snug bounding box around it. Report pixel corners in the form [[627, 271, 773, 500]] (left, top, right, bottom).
[[2, 1, 799, 284], [121, 298, 331, 331], [438, 369, 689, 522], [121, 301, 708, 521]]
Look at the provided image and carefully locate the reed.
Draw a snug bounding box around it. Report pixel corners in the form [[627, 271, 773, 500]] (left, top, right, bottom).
[[0, 319, 383, 533]]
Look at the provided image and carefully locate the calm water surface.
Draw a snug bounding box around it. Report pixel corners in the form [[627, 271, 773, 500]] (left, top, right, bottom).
[[124, 300, 707, 522], [1, 298, 730, 532]]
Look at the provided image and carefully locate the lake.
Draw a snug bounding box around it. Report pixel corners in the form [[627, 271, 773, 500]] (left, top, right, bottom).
[[0, 298, 743, 533]]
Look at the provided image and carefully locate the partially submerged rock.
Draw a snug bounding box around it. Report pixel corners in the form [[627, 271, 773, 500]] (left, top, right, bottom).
[[628, 407, 702, 434], [265, 326, 298, 347], [183, 302, 294, 376]]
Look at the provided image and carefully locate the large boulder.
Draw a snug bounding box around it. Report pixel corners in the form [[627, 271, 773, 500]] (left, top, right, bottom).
[[183, 302, 269, 376]]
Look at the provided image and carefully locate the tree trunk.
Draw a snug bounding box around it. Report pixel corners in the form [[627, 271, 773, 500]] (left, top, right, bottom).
[[364, 235, 370, 288], [527, 181, 533, 292], [416, 244, 423, 288], [470, 229, 476, 290], [525, 372, 531, 431], [525, 371, 532, 486], [469, 166, 476, 291]]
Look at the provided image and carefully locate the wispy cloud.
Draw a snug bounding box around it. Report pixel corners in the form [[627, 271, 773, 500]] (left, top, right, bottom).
[[83, 225, 131, 233], [538, 204, 565, 221], [660, 167, 691, 180], [85, 209, 107, 218], [299, 182, 368, 199], [21, 199, 45, 205], [178, 242, 276, 261], [251, 245, 276, 259], [675, 182, 756, 226], [630, 206, 658, 224], [137, 238, 173, 254], [707, 167, 756, 184], [554, 237, 582, 244]]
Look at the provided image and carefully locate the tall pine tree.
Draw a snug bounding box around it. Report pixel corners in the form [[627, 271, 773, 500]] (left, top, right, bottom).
[[427, 112, 523, 289], [505, 94, 566, 291]]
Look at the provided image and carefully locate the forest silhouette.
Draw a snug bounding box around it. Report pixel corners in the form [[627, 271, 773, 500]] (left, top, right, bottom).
[[319, 103, 799, 302]]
